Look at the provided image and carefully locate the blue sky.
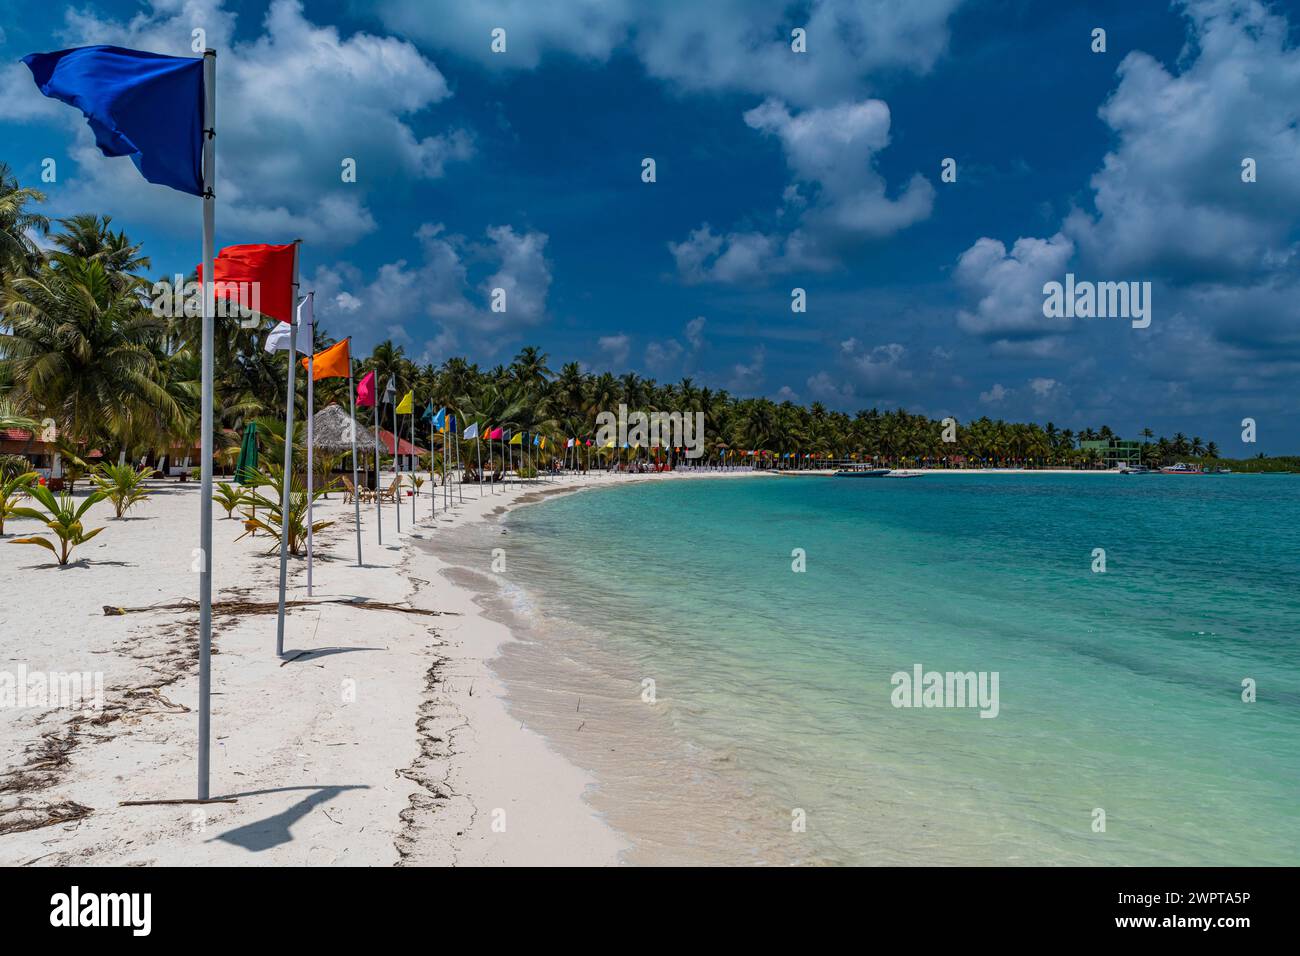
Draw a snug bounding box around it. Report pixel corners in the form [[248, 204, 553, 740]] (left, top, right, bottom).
[[2, 0, 1298, 452]]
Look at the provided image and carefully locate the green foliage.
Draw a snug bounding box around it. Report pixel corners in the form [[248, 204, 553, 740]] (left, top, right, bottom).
[[212, 481, 245, 518], [237, 466, 334, 556], [7, 484, 107, 564], [0, 454, 32, 482], [515, 464, 538, 479], [90, 462, 152, 518], [0, 469, 38, 535]]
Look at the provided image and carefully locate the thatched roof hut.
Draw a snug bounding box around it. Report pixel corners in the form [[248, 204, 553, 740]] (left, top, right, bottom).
[[310, 403, 376, 450]]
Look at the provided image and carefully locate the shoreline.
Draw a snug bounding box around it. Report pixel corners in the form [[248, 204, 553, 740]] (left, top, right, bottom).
[[0, 468, 751, 865]]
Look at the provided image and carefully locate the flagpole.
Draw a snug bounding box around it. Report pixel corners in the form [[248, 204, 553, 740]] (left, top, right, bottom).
[[197, 47, 217, 801], [455, 426, 463, 503], [306, 315, 314, 597], [476, 431, 483, 497], [347, 352, 362, 566], [275, 238, 302, 658], [410, 409, 416, 525], [392, 385, 401, 534], [430, 412, 436, 519], [373, 394, 382, 544]]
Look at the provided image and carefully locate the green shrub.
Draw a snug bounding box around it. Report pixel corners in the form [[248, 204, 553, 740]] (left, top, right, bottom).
[[91, 463, 152, 518], [8, 484, 107, 564]]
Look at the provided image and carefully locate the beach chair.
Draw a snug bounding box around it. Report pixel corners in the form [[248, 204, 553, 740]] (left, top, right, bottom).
[[342, 475, 371, 504], [375, 475, 400, 504]]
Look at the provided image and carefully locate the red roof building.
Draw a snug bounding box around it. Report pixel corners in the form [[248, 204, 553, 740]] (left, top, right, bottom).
[[375, 428, 428, 457]]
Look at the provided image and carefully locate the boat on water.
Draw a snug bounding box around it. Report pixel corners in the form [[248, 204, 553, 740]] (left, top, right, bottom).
[[1159, 463, 1203, 474], [1118, 465, 1150, 474], [833, 468, 891, 478], [883, 470, 924, 478]]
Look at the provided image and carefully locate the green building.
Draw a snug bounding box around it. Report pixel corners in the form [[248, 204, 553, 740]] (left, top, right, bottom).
[[1078, 438, 1143, 467]]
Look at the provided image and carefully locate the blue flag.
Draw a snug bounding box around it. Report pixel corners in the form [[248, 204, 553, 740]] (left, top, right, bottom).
[[420, 403, 434, 421], [432, 408, 446, 431], [23, 46, 204, 196]]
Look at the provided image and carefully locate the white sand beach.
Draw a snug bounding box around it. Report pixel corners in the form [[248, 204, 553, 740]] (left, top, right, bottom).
[[0, 468, 741, 866]]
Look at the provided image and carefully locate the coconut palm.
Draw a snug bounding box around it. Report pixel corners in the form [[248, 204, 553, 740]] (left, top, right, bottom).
[[0, 469, 37, 535], [90, 463, 153, 518], [7, 484, 107, 564], [0, 163, 48, 283], [1, 254, 182, 455]]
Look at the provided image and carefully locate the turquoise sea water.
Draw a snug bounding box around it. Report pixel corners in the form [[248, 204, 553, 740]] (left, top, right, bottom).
[[479, 474, 1300, 864]]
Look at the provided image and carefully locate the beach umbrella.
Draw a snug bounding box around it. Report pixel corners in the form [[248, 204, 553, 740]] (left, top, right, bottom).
[[234, 423, 259, 485]]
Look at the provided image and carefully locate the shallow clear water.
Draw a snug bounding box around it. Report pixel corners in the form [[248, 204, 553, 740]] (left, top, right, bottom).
[[450, 474, 1300, 865]]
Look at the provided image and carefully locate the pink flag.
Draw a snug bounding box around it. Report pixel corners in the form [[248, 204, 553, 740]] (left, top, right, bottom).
[[356, 370, 375, 408], [489, 427, 503, 441]]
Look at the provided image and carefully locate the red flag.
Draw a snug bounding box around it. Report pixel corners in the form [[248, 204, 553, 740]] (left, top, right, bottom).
[[197, 243, 296, 324], [489, 427, 503, 441], [356, 370, 375, 408]]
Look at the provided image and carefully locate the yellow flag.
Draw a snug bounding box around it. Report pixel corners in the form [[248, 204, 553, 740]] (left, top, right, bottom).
[[509, 432, 522, 445], [395, 390, 413, 414]]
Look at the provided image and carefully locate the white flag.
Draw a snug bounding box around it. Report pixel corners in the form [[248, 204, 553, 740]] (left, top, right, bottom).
[[263, 291, 313, 353], [463, 422, 479, 440]]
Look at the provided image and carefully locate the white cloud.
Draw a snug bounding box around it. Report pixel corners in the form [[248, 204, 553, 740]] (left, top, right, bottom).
[[598, 334, 631, 366], [377, 0, 963, 107], [729, 346, 766, 392], [954, 233, 1074, 338], [0, 0, 471, 246], [979, 383, 1010, 404], [1028, 377, 1059, 398], [744, 99, 934, 238], [310, 221, 552, 357], [671, 98, 932, 283], [685, 316, 707, 350], [1065, 0, 1300, 281], [645, 339, 684, 371]]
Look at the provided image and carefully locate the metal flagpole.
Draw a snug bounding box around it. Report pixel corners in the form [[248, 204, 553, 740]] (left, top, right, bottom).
[[347, 349, 362, 566], [443, 422, 450, 510], [306, 300, 314, 597], [476, 431, 483, 497], [275, 238, 302, 658], [430, 412, 437, 519], [410, 408, 417, 524], [197, 47, 217, 801], [455, 424, 463, 503], [373, 392, 382, 545], [386, 377, 400, 533]]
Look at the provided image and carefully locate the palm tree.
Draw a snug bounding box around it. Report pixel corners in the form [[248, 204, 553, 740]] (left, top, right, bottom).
[[49, 214, 150, 289], [0, 163, 48, 284], [2, 255, 184, 458], [509, 346, 552, 393]]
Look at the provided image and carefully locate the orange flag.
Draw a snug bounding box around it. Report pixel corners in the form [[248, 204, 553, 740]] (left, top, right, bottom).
[[302, 337, 351, 380]]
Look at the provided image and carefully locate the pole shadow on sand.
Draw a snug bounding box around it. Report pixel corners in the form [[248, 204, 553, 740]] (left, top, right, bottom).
[[210, 785, 369, 852]]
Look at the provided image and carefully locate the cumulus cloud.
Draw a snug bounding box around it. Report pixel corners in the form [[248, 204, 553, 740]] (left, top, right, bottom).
[[0, 0, 471, 245], [685, 316, 707, 350], [377, 0, 963, 107], [310, 221, 552, 357], [643, 316, 708, 373], [1064, 0, 1300, 281], [744, 99, 934, 239], [598, 333, 631, 367], [979, 383, 1010, 404], [729, 346, 766, 392], [671, 99, 932, 284], [954, 233, 1075, 338]]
